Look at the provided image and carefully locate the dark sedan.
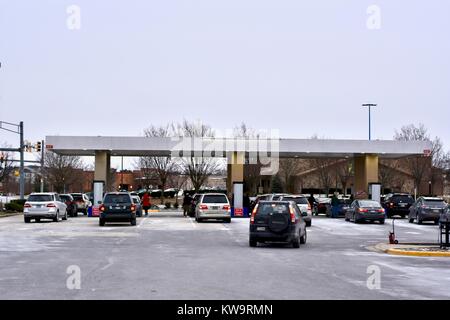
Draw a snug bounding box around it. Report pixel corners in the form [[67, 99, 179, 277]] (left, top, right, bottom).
[[345, 200, 385, 224]]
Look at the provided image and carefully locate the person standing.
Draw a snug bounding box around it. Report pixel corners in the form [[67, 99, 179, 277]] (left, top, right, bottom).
[[142, 192, 151, 216], [182, 192, 192, 217], [331, 192, 339, 218]]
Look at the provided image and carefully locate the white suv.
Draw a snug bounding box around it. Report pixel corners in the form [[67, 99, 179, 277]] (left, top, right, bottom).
[[23, 193, 68, 223], [195, 193, 231, 223]]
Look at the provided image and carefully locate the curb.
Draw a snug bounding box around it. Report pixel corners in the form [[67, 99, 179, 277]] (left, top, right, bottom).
[[373, 243, 450, 257], [386, 248, 450, 257], [0, 212, 22, 218]]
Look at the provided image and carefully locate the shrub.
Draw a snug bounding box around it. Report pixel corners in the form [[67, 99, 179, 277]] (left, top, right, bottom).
[[11, 199, 26, 206], [5, 202, 24, 212], [165, 202, 171, 209]]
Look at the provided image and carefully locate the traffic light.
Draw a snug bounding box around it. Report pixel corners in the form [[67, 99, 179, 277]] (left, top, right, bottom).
[[36, 141, 42, 153]]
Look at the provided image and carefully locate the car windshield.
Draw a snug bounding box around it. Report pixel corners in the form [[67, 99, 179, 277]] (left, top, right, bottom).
[[202, 195, 228, 204], [283, 197, 309, 205], [104, 194, 131, 204], [28, 194, 53, 202], [359, 200, 381, 208], [257, 203, 290, 216]]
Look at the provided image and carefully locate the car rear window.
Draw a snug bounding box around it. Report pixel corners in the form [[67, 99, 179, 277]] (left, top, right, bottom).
[[28, 195, 53, 202], [60, 195, 72, 201], [359, 200, 381, 208], [424, 200, 446, 206], [104, 194, 131, 204], [283, 197, 309, 205], [392, 195, 413, 202], [202, 195, 228, 204], [257, 203, 290, 216], [72, 195, 83, 201]]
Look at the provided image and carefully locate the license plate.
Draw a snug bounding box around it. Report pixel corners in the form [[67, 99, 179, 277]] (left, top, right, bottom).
[[433, 209, 440, 213], [257, 227, 266, 231], [400, 203, 406, 207], [36, 205, 41, 208], [211, 206, 219, 210]]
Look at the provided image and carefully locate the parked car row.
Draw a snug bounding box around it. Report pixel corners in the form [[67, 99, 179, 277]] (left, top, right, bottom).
[[23, 192, 92, 223]]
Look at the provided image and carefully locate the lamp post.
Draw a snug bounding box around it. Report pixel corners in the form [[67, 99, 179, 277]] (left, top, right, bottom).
[[362, 104, 377, 141]]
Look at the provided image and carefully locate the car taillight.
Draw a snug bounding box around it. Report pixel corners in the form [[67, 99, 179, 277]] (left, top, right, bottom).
[[223, 205, 230, 211], [99, 205, 105, 212], [250, 204, 259, 224], [24, 203, 31, 208], [131, 204, 136, 212], [377, 208, 385, 213], [358, 208, 368, 213], [200, 205, 208, 210], [47, 203, 56, 208], [390, 203, 394, 208], [290, 206, 296, 223]]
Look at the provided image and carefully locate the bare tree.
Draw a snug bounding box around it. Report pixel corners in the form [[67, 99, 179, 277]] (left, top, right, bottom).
[[279, 159, 303, 193], [394, 123, 439, 193], [336, 159, 353, 195], [0, 148, 15, 188], [139, 124, 177, 203], [378, 160, 400, 194], [313, 158, 334, 195], [174, 120, 222, 192], [42, 152, 84, 193]]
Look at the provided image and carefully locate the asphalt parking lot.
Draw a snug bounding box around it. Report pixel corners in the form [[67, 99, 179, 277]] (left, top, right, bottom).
[[0, 212, 449, 300]]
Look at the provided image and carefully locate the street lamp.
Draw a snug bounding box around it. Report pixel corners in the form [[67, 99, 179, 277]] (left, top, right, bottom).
[[362, 104, 377, 141]]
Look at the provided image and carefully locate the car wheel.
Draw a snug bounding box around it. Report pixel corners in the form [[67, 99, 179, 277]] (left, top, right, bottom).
[[345, 216, 350, 222], [417, 217, 423, 225], [300, 229, 307, 244], [62, 211, 68, 221], [53, 212, 59, 222], [99, 218, 105, 226], [131, 218, 137, 226], [306, 220, 312, 227], [293, 234, 301, 248], [249, 239, 257, 247], [24, 217, 31, 223], [379, 219, 385, 225], [224, 218, 231, 223], [409, 217, 414, 223]]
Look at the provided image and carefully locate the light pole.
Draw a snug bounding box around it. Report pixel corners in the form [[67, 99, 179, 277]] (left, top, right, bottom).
[[362, 104, 377, 140]]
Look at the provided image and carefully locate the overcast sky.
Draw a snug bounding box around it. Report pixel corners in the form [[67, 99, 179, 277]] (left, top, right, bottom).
[[1, 0, 449, 169]]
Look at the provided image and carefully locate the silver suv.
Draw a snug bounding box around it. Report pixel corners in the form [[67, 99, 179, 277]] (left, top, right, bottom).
[[195, 193, 231, 223], [23, 193, 68, 223]]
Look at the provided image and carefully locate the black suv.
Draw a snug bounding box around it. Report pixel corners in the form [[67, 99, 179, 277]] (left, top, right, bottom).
[[249, 201, 307, 248], [99, 192, 137, 226], [382, 193, 414, 218]]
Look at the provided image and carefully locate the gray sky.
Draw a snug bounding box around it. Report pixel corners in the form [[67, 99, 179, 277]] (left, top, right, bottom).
[[1, 0, 449, 169]]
